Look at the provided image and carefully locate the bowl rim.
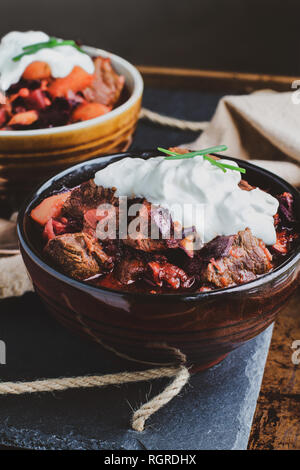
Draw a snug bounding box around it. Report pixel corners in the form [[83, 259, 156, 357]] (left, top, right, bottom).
[[0, 45, 143, 137], [17, 151, 300, 301]]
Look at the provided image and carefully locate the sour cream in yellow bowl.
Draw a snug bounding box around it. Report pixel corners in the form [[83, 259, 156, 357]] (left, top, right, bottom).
[[0, 31, 143, 212]]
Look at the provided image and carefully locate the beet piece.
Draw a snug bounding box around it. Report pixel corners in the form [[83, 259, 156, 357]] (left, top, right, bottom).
[[197, 235, 235, 262], [7, 79, 41, 94], [27, 89, 49, 110], [276, 192, 297, 228], [38, 97, 71, 128]]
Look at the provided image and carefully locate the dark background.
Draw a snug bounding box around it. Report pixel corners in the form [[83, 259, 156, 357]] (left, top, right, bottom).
[[0, 0, 299, 76]]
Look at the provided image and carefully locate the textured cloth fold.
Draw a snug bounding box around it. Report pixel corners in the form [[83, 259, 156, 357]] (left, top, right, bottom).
[[0, 212, 33, 298], [0, 212, 19, 253], [0, 254, 33, 298], [189, 91, 300, 187]]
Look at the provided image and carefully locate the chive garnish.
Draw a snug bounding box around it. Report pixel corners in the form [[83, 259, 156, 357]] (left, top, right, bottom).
[[12, 37, 85, 62], [157, 146, 246, 174]]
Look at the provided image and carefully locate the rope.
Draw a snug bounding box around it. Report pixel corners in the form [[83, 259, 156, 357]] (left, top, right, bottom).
[[140, 107, 209, 132], [0, 366, 190, 432], [0, 249, 20, 255], [132, 366, 190, 432]]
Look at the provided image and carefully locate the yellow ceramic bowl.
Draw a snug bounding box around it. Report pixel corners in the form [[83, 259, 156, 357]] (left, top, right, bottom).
[[0, 45, 143, 212]]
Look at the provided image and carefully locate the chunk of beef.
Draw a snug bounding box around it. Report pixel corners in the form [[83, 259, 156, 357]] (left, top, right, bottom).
[[44, 232, 113, 280], [238, 179, 255, 191], [101, 239, 123, 261], [184, 228, 272, 289], [114, 246, 191, 290], [83, 57, 125, 107], [83, 204, 119, 240], [115, 257, 147, 285], [114, 246, 152, 285], [205, 229, 272, 288], [61, 179, 117, 222], [124, 236, 178, 252], [147, 260, 194, 290], [124, 200, 179, 252]]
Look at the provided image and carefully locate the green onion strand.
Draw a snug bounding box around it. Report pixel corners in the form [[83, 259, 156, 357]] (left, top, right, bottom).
[[157, 146, 246, 174], [203, 155, 227, 173], [12, 37, 85, 62]]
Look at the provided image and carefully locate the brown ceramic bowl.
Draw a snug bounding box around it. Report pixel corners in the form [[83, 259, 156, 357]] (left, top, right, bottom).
[[0, 46, 143, 213], [17, 151, 300, 371]]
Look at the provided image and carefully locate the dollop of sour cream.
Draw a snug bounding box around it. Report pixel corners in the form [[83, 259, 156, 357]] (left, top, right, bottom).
[[0, 31, 95, 91], [94, 156, 279, 245]]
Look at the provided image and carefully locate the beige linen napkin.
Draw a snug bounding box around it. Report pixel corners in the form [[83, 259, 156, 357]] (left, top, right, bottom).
[[189, 91, 300, 186], [0, 213, 33, 298], [0, 254, 33, 298]]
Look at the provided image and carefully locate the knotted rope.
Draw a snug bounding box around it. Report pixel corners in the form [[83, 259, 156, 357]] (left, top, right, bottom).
[[0, 366, 190, 432], [132, 366, 190, 432], [140, 107, 209, 132]]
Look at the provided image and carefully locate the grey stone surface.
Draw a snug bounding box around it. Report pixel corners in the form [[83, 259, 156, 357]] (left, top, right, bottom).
[[0, 293, 272, 450]]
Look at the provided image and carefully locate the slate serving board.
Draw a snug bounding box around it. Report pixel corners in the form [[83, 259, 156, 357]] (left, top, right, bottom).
[[0, 293, 273, 450], [0, 87, 273, 449]]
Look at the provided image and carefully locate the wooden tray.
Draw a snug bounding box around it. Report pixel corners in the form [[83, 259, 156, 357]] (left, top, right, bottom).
[[138, 65, 296, 93]]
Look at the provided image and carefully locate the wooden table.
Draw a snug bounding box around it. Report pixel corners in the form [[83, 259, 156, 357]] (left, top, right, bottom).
[[248, 290, 300, 450]]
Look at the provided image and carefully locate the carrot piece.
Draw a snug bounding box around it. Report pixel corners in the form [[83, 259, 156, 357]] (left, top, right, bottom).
[[259, 241, 273, 261], [72, 102, 110, 122], [22, 61, 51, 80], [48, 66, 94, 98], [31, 192, 71, 226], [8, 110, 38, 126], [220, 276, 229, 287], [18, 88, 30, 98]]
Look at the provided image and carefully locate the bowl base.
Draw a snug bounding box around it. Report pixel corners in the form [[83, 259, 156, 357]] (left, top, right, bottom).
[[190, 353, 229, 373]]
